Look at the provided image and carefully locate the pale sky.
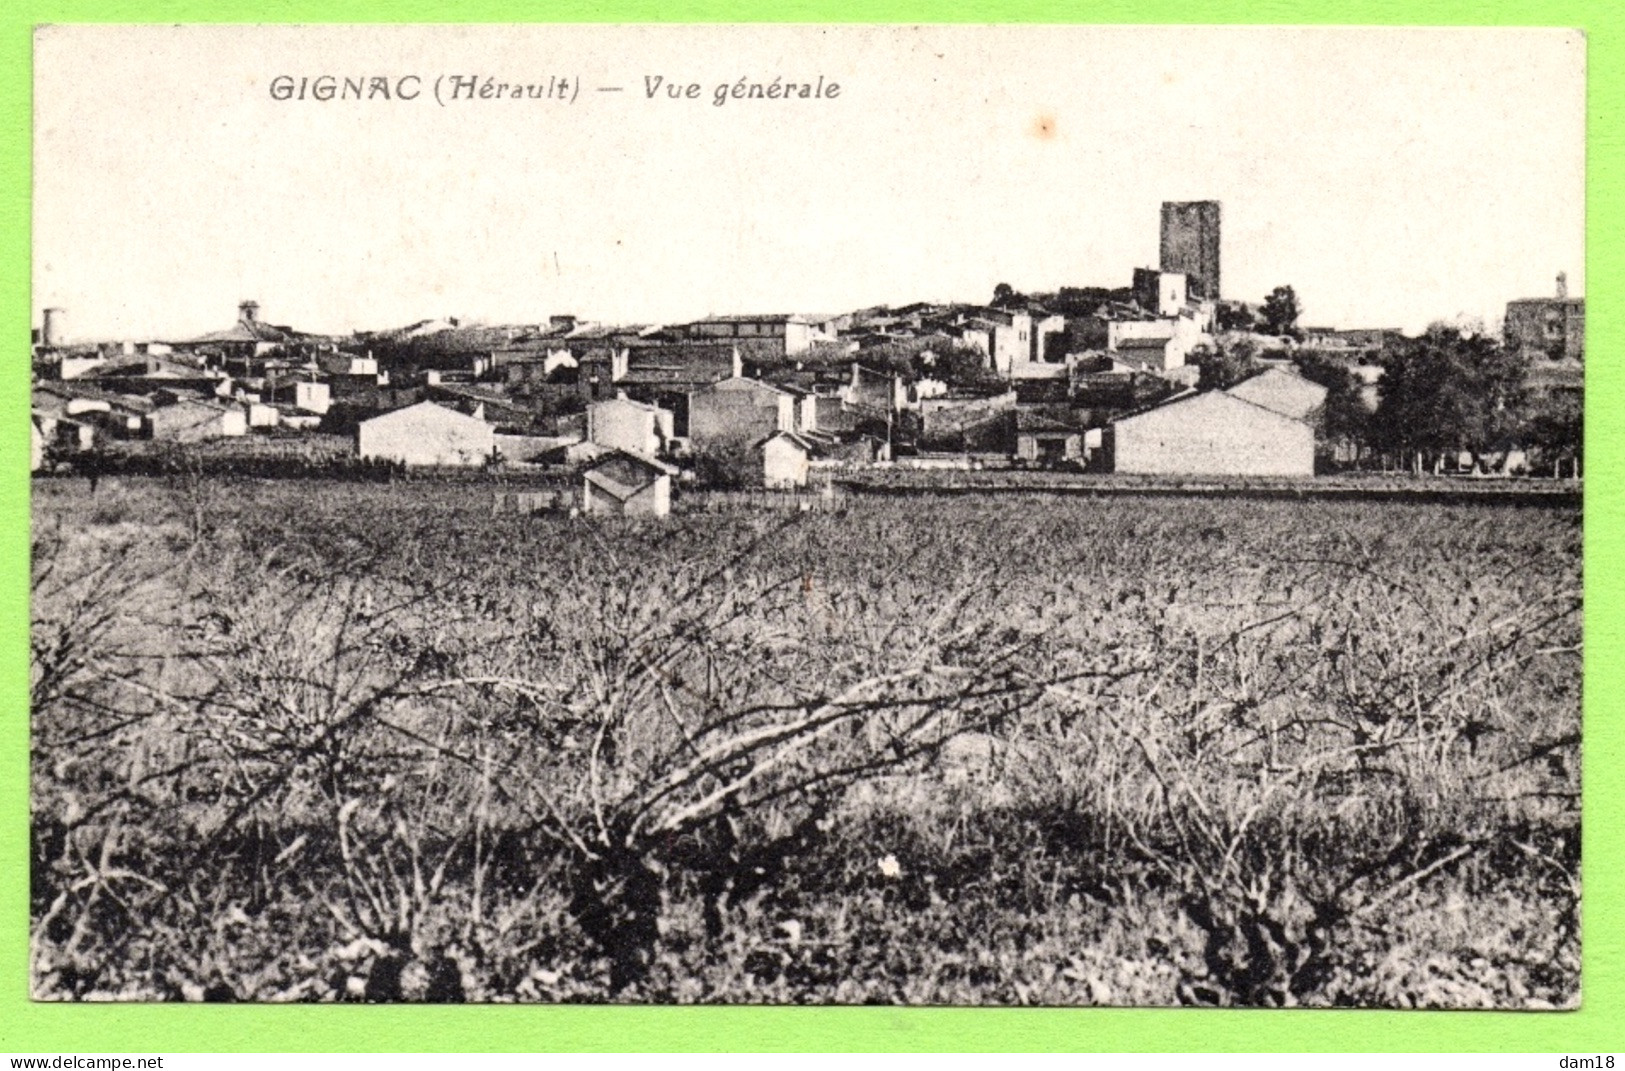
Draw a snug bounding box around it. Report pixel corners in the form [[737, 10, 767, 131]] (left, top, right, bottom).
[[33, 24, 1585, 341]]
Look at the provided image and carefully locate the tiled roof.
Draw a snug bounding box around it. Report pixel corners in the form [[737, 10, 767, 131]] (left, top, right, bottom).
[[620, 368, 731, 386], [1016, 408, 1086, 434], [686, 313, 806, 325], [593, 395, 669, 414], [584, 467, 644, 500], [762, 430, 825, 456], [695, 375, 791, 397], [584, 450, 678, 499]]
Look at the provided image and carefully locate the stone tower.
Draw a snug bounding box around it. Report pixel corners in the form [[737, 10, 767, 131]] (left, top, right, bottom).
[[41, 307, 65, 348], [1160, 201, 1222, 301]]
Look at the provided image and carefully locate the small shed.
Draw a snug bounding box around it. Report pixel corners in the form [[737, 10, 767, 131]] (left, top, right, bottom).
[[1015, 409, 1087, 465], [147, 400, 249, 443], [357, 400, 494, 467], [276, 407, 324, 431], [55, 417, 98, 453], [761, 431, 825, 488], [582, 451, 678, 518]]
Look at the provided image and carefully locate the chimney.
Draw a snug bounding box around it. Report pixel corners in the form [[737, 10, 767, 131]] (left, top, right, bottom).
[[1556, 272, 1568, 300], [41, 307, 65, 348], [239, 300, 260, 324]]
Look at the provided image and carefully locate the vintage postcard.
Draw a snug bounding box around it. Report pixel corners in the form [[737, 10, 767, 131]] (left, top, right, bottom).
[[28, 24, 1583, 1009]]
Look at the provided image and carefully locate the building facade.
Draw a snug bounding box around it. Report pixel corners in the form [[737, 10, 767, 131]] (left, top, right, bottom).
[[587, 395, 674, 455], [1505, 295, 1584, 363], [1108, 311, 1209, 374], [678, 315, 821, 356], [945, 309, 1031, 376], [1132, 269, 1189, 317], [1109, 390, 1313, 477], [357, 401, 494, 467], [762, 431, 819, 488], [688, 376, 795, 448]]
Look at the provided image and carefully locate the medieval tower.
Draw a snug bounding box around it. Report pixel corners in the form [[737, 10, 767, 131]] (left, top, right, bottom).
[[1159, 201, 1222, 301]]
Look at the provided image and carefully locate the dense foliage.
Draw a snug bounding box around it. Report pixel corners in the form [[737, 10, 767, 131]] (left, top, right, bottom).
[[1260, 285, 1303, 339], [1372, 325, 1530, 466], [1193, 338, 1264, 392], [31, 477, 1580, 1006]]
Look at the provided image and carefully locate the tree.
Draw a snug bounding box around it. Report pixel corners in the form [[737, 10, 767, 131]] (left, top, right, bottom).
[[689, 444, 761, 490], [1260, 286, 1302, 339], [1215, 302, 1258, 333], [1372, 324, 1527, 472], [1293, 351, 1373, 463], [991, 282, 1024, 309], [857, 341, 921, 379], [991, 282, 1036, 311], [927, 343, 1008, 394], [1193, 338, 1262, 392], [1522, 391, 1583, 474]]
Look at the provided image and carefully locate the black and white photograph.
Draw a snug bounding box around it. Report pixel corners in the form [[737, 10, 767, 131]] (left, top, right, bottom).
[[29, 24, 1583, 1007]]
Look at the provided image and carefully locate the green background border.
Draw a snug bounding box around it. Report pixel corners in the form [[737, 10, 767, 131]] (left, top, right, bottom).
[[1, 2, 1618, 1053]]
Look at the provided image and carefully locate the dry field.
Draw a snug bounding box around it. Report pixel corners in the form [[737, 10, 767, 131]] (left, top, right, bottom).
[[30, 475, 1581, 1006]]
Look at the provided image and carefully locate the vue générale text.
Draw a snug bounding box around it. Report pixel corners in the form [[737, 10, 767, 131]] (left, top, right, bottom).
[[267, 74, 844, 107]]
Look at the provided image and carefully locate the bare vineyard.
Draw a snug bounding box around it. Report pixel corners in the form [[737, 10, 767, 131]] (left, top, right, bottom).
[[30, 477, 1581, 1006]]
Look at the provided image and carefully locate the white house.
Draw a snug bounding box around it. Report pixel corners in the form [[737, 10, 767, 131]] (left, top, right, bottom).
[[294, 381, 331, 415], [1133, 269, 1189, 317], [955, 309, 1032, 376], [268, 378, 331, 415], [1109, 390, 1315, 477], [587, 395, 674, 456], [245, 401, 280, 428], [357, 401, 494, 467], [1109, 310, 1210, 374]]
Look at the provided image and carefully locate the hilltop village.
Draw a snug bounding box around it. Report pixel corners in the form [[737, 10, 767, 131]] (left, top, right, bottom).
[[31, 201, 1584, 515]]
